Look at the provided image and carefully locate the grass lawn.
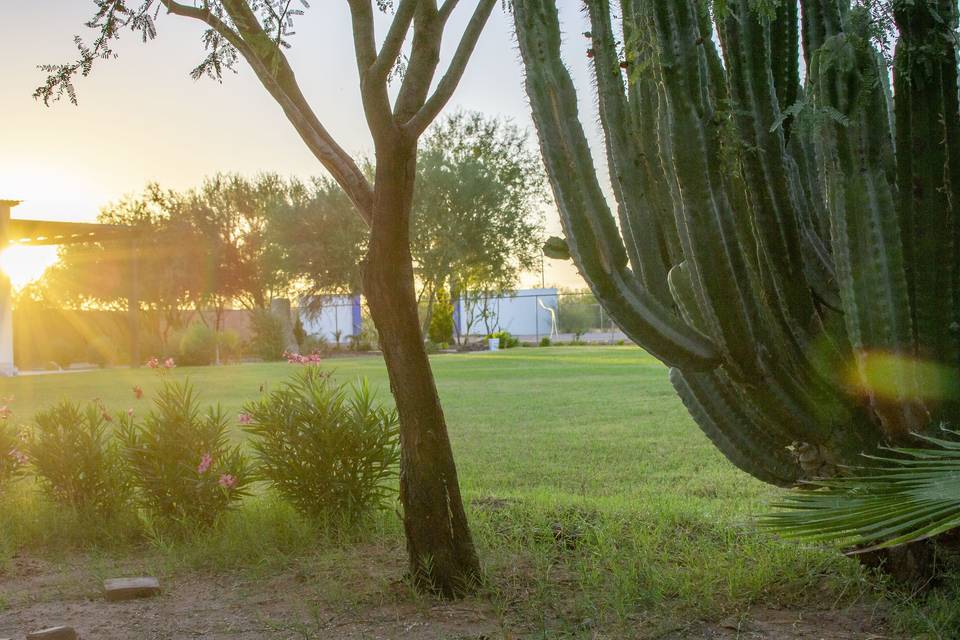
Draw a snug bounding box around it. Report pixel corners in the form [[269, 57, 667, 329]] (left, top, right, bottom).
[[1, 347, 956, 638]]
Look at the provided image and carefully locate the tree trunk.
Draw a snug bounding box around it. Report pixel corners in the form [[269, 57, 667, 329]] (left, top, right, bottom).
[[362, 136, 481, 598]]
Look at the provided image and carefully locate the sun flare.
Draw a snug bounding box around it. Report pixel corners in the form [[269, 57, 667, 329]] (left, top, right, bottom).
[[0, 245, 58, 290]]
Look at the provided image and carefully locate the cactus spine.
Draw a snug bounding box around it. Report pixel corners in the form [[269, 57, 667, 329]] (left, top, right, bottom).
[[513, 0, 960, 484]]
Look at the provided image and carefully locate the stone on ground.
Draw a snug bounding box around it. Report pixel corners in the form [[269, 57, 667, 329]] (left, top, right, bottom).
[[103, 576, 161, 602]]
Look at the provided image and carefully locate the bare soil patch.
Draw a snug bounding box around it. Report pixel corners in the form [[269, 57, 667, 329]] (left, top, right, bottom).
[[0, 553, 902, 640]]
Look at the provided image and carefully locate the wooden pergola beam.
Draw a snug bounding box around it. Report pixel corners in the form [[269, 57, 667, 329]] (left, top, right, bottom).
[[5, 219, 127, 247]]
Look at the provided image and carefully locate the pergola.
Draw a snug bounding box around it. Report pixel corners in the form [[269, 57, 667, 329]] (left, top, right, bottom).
[[1, 200, 134, 376]]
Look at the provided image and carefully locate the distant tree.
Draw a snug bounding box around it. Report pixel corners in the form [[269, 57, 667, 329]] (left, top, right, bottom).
[[412, 111, 546, 339], [42, 186, 201, 353], [176, 174, 291, 322], [268, 177, 367, 316], [40, 0, 497, 595]]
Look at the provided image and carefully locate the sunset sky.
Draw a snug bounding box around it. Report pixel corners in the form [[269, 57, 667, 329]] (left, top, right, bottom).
[[0, 2, 609, 290]]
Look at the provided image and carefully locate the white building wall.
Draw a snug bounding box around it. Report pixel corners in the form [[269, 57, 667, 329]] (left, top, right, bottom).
[[457, 288, 558, 337], [298, 296, 358, 342]]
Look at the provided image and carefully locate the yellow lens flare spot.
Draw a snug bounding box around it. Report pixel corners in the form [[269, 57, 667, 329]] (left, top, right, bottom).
[[0, 245, 58, 289], [849, 351, 960, 404]]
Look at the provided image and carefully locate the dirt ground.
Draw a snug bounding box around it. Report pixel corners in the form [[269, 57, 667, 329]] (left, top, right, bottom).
[[0, 554, 900, 640]]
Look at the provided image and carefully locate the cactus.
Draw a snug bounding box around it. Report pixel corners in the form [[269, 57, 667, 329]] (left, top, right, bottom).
[[513, 0, 960, 484]]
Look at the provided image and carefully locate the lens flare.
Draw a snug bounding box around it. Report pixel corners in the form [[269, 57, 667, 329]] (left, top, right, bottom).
[[848, 351, 960, 403], [0, 245, 58, 289]]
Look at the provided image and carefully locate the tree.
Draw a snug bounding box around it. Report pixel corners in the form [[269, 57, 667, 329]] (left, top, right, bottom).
[[512, 0, 959, 490], [40, 0, 496, 596], [268, 177, 367, 317], [172, 174, 294, 350], [43, 185, 202, 355], [412, 111, 546, 340]]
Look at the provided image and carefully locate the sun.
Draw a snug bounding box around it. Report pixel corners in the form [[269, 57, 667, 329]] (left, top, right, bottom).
[[0, 245, 58, 290]]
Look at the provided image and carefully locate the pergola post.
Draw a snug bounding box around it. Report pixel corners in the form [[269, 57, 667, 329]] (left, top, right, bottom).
[[0, 200, 17, 377]]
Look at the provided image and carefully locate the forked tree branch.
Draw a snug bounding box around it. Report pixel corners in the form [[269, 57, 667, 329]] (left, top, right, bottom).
[[161, 0, 375, 223], [393, 1, 444, 124], [404, 0, 495, 135], [369, 0, 419, 83], [347, 0, 404, 140]]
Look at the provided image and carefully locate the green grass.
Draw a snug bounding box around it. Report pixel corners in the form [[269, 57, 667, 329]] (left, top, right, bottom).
[[1, 346, 955, 637]]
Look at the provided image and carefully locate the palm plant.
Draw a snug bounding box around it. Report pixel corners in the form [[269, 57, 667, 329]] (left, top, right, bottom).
[[764, 428, 960, 550]]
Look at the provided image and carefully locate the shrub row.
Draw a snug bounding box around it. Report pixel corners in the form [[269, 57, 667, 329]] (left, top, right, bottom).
[[0, 368, 399, 532]]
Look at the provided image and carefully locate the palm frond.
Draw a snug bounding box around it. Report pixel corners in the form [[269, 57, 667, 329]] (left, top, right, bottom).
[[761, 429, 960, 551]]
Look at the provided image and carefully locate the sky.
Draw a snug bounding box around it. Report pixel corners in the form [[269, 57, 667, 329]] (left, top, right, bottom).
[[0, 1, 611, 291]]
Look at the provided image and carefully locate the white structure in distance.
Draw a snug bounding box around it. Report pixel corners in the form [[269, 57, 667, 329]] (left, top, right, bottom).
[[454, 288, 558, 339], [298, 295, 361, 345]]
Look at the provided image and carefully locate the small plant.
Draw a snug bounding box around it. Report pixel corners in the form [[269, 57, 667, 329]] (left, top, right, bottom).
[[241, 367, 400, 521], [486, 330, 519, 349], [539, 336, 551, 347], [117, 380, 251, 527], [27, 401, 129, 515]]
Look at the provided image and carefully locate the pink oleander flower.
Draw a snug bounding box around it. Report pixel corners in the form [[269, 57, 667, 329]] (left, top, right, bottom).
[[197, 453, 213, 474], [146, 357, 160, 369], [163, 357, 176, 369], [284, 351, 323, 365], [218, 473, 237, 489], [238, 413, 252, 425], [133, 386, 144, 400], [9, 448, 27, 466]]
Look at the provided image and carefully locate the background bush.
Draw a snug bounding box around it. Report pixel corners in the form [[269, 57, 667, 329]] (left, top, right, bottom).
[[558, 298, 597, 341], [428, 288, 455, 345], [217, 329, 242, 362], [242, 367, 400, 521], [249, 310, 287, 361], [26, 401, 129, 515], [117, 380, 251, 527], [178, 323, 218, 366], [86, 335, 122, 367]]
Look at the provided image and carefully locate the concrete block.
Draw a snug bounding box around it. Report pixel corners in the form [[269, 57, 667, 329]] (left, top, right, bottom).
[[104, 576, 161, 602]]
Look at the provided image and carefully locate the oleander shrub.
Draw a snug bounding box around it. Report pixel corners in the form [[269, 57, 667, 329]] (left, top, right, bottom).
[[27, 401, 129, 515], [241, 367, 400, 520], [117, 380, 252, 527], [0, 415, 28, 493]]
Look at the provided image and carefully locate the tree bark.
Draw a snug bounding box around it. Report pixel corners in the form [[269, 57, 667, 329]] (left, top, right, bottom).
[[362, 135, 481, 598]]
